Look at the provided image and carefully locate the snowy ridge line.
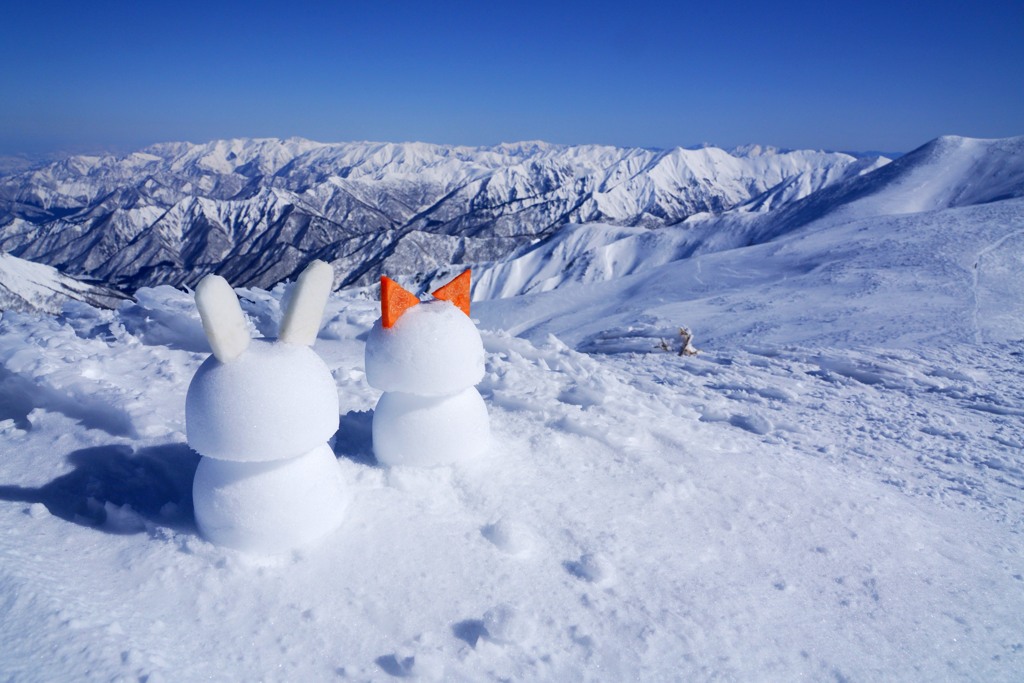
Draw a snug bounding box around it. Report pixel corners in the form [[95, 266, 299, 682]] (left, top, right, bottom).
[[0, 136, 888, 293], [0, 251, 129, 314]]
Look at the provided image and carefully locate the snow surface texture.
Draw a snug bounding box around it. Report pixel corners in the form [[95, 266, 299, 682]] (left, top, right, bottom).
[[365, 299, 490, 466], [0, 137, 1023, 680]]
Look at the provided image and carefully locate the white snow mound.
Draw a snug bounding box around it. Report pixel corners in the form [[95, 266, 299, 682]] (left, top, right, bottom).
[[192, 443, 348, 553]]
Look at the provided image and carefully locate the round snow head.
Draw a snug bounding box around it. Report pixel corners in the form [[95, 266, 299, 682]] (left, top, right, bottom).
[[365, 300, 484, 396], [372, 386, 490, 467], [186, 339, 339, 462], [192, 444, 348, 554]]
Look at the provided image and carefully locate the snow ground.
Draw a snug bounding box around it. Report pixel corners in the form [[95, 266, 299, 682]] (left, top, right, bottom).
[[2, 155, 1024, 679], [1, 241, 1023, 681]]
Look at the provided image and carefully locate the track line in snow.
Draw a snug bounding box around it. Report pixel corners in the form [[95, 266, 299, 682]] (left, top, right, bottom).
[[970, 226, 1024, 344]]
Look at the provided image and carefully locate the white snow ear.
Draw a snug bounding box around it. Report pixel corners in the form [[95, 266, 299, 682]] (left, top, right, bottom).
[[195, 274, 251, 363], [279, 260, 334, 346]]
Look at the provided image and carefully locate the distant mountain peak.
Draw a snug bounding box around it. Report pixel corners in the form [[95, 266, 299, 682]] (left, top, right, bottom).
[[729, 143, 787, 157]]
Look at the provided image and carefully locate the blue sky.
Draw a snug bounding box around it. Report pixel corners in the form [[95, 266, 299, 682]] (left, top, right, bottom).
[[2, 0, 1021, 156]]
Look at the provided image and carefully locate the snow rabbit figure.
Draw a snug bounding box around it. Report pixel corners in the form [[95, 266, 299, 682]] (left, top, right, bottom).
[[364, 270, 490, 467], [186, 260, 348, 554]]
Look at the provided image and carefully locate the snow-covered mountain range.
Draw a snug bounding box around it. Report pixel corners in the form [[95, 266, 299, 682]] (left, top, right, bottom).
[[0, 138, 886, 294], [473, 135, 1024, 299]]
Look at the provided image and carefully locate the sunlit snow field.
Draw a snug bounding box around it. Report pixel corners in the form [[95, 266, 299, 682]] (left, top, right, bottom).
[[1, 138, 1023, 680]]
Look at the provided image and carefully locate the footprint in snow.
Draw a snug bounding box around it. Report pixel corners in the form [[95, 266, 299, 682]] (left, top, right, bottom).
[[565, 552, 616, 586], [452, 604, 537, 648], [483, 603, 536, 644], [375, 633, 444, 678], [481, 518, 536, 557]]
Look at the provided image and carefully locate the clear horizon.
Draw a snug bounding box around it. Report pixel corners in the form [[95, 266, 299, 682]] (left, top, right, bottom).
[[2, 0, 1022, 157]]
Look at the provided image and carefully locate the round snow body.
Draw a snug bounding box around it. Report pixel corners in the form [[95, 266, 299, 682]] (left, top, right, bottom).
[[372, 387, 490, 467], [186, 339, 339, 462], [192, 443, 348, 554], [364, 300, 484, 396]]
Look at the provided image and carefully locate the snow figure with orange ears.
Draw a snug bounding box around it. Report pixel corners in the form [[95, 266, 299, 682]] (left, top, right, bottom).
[[364, 270, 490, 467]]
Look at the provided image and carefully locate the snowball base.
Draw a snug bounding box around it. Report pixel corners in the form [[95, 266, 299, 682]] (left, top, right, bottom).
[[372, 387, 490, 467], [193, 443, 348, 554]]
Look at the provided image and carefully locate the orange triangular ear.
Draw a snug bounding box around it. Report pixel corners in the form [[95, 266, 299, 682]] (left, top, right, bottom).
[[381, 276, 419, 328], [431, 269, 471, 317]]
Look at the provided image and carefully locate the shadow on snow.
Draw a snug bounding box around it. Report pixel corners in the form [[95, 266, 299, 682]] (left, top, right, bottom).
[[0, 443, 200, 534], [333, 409, 377, 467]]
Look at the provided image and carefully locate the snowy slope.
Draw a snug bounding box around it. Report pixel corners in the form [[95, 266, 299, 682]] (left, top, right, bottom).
[[473, 135, 1024, 300], [0, 138, 882, 292], [746, 135, 1024, 241], [1, 172, 1023, 679], [475, 197, 1024, 351], [0, 252, 128, 313]]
